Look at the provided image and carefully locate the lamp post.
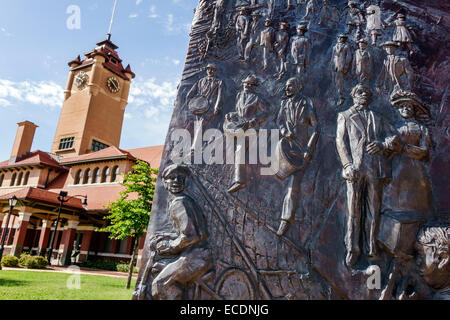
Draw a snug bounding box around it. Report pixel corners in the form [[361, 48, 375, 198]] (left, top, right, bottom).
[[0, 196, 18, 270], [46, 191, 87, 265]]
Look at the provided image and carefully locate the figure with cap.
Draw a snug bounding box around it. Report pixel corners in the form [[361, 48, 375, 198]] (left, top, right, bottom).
[[376, 41, 414, 95], [224, 74, 269, 193], [290, 23, 311, 79], [336, 83, 394, 268], [276, 77, 320, 236], [186, 63, 225, 153], [274, 22, 290, 79], [332, 34, 353, 106], [260, 18, 275, 70], [150, 164, 213, 300], [353, 38, 373, 84], [344, 1, 365, 40], [235, 8, 251, 60], [318, 0, 333, 28], [382, 89, 432, 215], [244, 11, 265, 63]]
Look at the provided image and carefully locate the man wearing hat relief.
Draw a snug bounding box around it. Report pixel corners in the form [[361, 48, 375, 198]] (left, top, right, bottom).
[[291, 24, 311, 79], [150, 164, 212, 300], [332, 34, 353, 106], [235, 8, 250, 60], [186, 63, 224, 152], [260, 18, 275, 70], [274, 22, 290, 79], [245, 11, 265, 63], [376, 41, 414, 95], [353, 39, 373, 84], [225, 74, 269, 193]]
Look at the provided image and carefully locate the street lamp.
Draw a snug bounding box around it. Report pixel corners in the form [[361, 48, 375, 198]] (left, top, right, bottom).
[[46, 191, 87, 265], [0, 195, 18, 270]]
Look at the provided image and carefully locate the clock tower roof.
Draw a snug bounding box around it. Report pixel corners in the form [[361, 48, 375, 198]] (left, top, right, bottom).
[[68, 38, 134, 81]]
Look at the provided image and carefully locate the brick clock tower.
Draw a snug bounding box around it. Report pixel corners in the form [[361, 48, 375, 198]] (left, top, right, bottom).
[[51, 36, 135, 157]]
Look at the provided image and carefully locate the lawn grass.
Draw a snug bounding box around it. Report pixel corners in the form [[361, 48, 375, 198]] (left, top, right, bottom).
[[0, 270, 136, 300]]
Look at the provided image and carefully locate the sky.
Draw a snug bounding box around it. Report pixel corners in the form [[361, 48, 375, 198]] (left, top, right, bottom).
[[0, 0, 198, 161]]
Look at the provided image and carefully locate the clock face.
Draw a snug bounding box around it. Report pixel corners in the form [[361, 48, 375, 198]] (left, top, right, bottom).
[[75, 71, 88, 89], [106, 76, 120, 93]]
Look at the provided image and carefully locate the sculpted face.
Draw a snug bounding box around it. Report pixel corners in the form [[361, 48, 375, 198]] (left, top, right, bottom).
[[286, 81, 299, 97], [164, 172, 186, 194], [385, 46, 397, 55], [358, 42, 368, 50], [206, 67, 217, 77], [243, 82, 256, 93], [398, 103, 415, 119], [353, 87, 372, 108]]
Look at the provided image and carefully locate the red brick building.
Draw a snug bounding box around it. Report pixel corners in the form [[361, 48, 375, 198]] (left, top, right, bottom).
[[0, 37, 163, 267]]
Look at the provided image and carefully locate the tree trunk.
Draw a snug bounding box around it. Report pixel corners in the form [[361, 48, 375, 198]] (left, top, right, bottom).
[[127, 237, 139, 289]]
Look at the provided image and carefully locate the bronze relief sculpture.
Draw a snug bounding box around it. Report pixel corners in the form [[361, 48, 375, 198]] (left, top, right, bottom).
[[135, 0, 449, 300]]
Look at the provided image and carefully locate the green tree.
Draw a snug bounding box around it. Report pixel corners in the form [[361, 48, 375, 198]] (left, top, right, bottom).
[[100, 160, 158, 289]]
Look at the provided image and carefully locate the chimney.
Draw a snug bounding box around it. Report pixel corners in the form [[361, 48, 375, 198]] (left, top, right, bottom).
[[9, 121, 38, 164]]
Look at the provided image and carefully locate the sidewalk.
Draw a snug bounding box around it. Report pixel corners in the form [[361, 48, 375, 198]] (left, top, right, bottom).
[[2, 266, 138, 279]]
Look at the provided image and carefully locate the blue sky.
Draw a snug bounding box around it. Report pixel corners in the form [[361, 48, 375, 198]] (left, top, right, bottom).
[[0, 0, 198, 160]]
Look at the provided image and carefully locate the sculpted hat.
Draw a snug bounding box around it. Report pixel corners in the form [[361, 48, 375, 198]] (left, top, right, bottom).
[[280, 22, 289, 28], [338, 33, 348, 38], [357, 38, 369, 44], [348, 1, 356, 6], [242, 74, 259, 86], [162, 164, 190, 179], [381, 41, 400, 47], [206, 63, 218, 70], [297, 23, 308, 31], [397, 13, 406, 19], [390, 89, 429, 115]]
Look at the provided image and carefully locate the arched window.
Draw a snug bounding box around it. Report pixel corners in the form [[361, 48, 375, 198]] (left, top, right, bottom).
[[83, 169, 91, 184], [92, 168, 100, 184], [101, 167, 110, 183], [10, 173, 17, 186], [111, 166, 119, 183], [23, 172, 30, 185], [0, 174, 4, 187], [74, 169, 82, 185], [16, 172, 23, 186]]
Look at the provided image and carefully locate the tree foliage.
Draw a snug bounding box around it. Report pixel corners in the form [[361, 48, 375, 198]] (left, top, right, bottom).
[[100, 160, 158, 240]]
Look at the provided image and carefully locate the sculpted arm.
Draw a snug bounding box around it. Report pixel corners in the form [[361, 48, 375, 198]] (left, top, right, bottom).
[[336, 113, 352, 169], [403, 126, 431, 161], [305, 103, 320, 160], [158, 202, 200, 256]]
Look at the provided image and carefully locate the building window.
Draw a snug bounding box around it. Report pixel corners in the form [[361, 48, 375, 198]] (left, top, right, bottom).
[[0, 174, 4, 187], [83, 169, 91, 184], [16, 172, 23, 186], [10, 173, 17, 186], [91, 140, 109, 152], [92, 168, 100, 184], [74, 169, 82, 185], [23, 172, 30, 185], [59, 137, 75, 150], [111, 166, 119, 183], [101, 167, 110, 183]]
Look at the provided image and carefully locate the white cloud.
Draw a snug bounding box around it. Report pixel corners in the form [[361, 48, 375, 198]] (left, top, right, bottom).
[[0, 79, 64, 108], [129, 13, 138, 19], [1, 27, 13, 37], [136, 0, 143, 5], [149, 5, 158, 19]]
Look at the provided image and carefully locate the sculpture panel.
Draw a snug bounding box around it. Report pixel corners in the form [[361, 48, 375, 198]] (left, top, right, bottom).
[[136, 0, 450, 300]]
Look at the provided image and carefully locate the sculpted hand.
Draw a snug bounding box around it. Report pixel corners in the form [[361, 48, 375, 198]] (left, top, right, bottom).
[[366, 141, 383, 155], [303, 152, 312, 162], [156, 240, 171, 255], [343, 165, 359, 181], [214, 108, 221, 116]]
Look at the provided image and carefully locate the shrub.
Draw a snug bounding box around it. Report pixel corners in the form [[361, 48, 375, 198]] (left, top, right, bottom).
[[1, 255, 19, 267], [19, 255, 48, 269], [19, 253, 31, 266], [79, 259, 117, 271], [116, 263, 138, 273]]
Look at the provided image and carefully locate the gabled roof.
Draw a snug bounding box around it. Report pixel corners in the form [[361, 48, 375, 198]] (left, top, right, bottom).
[[59, 146, 136, 165], [0, 150, 65, 171], [0, 187, 83, 210], [125, 145, 164, 168]]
